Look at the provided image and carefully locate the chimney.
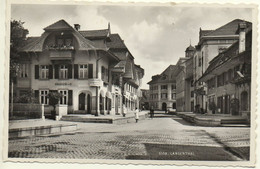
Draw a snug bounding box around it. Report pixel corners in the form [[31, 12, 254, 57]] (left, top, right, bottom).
[[238, 22, 247, 53], [74, 24, 80, 31]]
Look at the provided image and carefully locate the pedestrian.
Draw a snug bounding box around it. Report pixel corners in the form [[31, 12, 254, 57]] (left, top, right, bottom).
[[150, 106, 154, 119], [135, 107, 139, 123], [122, 104, 127, 117]]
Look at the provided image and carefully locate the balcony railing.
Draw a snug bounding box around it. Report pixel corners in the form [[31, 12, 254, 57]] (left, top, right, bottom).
[[47, 44, 75, 50]]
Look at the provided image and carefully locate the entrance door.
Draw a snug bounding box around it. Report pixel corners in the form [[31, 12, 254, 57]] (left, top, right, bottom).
[[87, 94, 91, 114], [162, 102, 167, 111], [79, 93, 85, 110]]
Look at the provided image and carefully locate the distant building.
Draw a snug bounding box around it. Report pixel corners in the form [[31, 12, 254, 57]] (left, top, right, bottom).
[[199, 22, 252, 117], [139, 89, 150, 110], [15, 19, 144, 117], [147, 65, 178, 111], [175, 45, 195, 112], [193, 19, 251, 112]]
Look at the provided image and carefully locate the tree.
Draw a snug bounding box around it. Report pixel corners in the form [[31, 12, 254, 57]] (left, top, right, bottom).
[[9, 20, 29, 116], [47, 92, 63, 111], [10, 20, 29, 79]]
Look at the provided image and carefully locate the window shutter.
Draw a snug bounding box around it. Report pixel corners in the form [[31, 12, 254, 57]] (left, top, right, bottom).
[[34, 90, 39, 103], [35, 65, 39, 79], [68, 90, 73, 105], [49, 65, 53, 79], [88, 64, 93, 78], [54, 65, 59, 79], [74, 64, 78, 79], [68, 64, 72, 79]]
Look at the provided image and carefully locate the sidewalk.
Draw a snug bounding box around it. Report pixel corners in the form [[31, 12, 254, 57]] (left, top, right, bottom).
[[61, 111, 149, 124], [176, 112, 249, 127], [9, 119, 78, 138]]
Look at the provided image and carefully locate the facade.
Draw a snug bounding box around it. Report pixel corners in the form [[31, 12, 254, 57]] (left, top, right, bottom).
[[193, 19, 251, 112], [175, 45, 195, 112], [199, 22, 252, 117], [15, 19, 144, 116], [139, 89, 150, 110], [147, 65, 177, 111]]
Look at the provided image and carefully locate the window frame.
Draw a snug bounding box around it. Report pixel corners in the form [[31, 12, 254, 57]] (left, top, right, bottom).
[[59, 90, 68, 105], [59, 65, 68, 79], [40, 90, 49, 105], [78, 64, 88, 79]]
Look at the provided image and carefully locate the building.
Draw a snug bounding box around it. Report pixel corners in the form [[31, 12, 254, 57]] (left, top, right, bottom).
[[147, 65, 177, 111], [175, 45, 195, 112], [15, 19, 144, 117], [193, 19, 251, 112], [139, 89, 150, 110], [199, 22, 252, 118]]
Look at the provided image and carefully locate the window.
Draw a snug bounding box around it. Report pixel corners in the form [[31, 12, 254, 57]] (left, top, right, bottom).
[[59, 90, 68, 105], [161, 85, 168, 90], [56, 36, 73, 47], [191, 80, 194, 87], [217, 74, 224, 87], [161, 93, 167, 99], [172, 93, 176, 99], [191, 91, 194, 97], [198, 57, 202, 67], [154, 86, 158, 90], [171, 84, 176, 90], [101, 66, 109, 82], [40, 90, 49, 104], [60, 65, 68, 79], [40, 65, 49, 79], [19, 63, 29, 78], [228, 69, 233, 81], [79, 65, 88, 79]]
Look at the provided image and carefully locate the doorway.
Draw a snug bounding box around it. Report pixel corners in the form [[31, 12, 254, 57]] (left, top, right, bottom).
[[87, 94, 91, 114], [162, 102, 167, 111], [79, 93, 85, 110]]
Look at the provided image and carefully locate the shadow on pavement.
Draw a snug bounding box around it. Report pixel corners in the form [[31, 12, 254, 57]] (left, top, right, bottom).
[[171, 117, 195, 126]]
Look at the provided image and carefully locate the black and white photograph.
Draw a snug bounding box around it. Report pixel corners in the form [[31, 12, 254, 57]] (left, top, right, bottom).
[[1, 0, 258, 167]]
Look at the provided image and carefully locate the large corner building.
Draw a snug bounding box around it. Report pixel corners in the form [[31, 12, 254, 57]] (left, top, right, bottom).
[[15, 19, 144, 116]]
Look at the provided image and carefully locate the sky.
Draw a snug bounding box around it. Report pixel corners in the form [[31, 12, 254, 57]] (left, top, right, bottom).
[[11, 4, 253, 89]]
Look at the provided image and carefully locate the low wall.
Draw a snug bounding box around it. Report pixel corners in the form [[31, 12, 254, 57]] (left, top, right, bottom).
[[11, 103, 44, 120]]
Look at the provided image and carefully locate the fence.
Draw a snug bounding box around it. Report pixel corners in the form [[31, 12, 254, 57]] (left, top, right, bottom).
[[11, 103, 44, 120]]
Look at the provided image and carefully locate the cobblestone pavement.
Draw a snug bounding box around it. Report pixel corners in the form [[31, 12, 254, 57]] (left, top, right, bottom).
[[8, 113, 250, 160]]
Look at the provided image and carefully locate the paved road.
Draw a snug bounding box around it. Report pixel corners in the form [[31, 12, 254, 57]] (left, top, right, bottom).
[[8, 112, 250, 160]]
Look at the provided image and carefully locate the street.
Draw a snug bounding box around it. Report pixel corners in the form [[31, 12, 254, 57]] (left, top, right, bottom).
[[8, 112, 250, 160]]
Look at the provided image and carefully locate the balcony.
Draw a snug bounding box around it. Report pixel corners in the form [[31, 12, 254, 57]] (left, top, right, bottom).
[[49, 50, 73, 60]]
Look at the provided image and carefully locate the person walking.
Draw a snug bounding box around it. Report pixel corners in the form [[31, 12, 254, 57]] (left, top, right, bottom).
[[135, 107, 139, 123]]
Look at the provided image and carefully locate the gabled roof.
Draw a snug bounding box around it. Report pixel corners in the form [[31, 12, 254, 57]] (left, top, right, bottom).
[[79, 29, 109, 39], [19, 20, 98, 52], [44, 19, 72, 31], [147, 65, 177, 84], [200, 29, 252, 82], [203, 19, 251, 37], [107, 34, 127, 49]]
